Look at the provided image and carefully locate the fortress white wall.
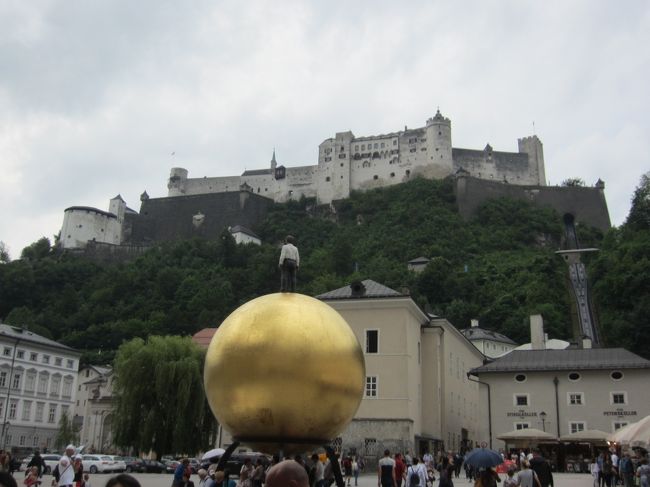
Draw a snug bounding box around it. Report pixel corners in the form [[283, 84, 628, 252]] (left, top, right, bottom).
[[60, 209, 121, 249]]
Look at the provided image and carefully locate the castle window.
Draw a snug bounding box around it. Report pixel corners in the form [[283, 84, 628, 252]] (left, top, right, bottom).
[[374, 143, 378, 149], [410, 148, 416, 153], [100, 229, 104, 232], [408, 138, 417, 144], [355, 145, 359, 151], [324, 157, 331, 162], [406, 170, 411, 177], [436, 147, 439, 151], [340, 163, 344, 167], [380, 142, 385, 148], [421, 148, 426, 151], [340, 146, 344, 151], [361, 145, 365, 150], [326, 177, 331, 182], [390, 172, 395, 177], [438, 131, 442, 135], [373, 175, 378, 180], [362, 161, 370, 168], [393, 140, 397, 145], [338, 154, 346, 159]]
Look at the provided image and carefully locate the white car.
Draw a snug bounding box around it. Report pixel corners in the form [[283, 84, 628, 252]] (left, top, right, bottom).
[[42, 454, 61, 475], [82, 454, 116, 473], [108, 456, 126, 472]]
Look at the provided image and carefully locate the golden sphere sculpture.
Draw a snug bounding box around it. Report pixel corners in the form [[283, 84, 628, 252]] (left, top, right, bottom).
[[204, 293, 365, 454]]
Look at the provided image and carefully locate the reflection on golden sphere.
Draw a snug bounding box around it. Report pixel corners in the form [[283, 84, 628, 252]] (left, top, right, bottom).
[[204, 293, 365, 454]]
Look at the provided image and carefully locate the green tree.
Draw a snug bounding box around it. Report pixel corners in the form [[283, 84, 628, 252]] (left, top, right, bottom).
[[561, 178, 586, 187], [0, 241, 10, 263], [55, 412, 79, 450], [625, 172, 650, 232], [112, 336, 215, 457], [21, 237, 52, 260]]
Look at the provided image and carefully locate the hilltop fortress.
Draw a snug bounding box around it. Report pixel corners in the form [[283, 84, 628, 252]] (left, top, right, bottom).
[[59, 110, 610, 252], [167, 109, 546, 204]]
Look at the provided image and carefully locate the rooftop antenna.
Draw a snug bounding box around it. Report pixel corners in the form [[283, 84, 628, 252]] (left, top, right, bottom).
[[532, 121, 536, 135]]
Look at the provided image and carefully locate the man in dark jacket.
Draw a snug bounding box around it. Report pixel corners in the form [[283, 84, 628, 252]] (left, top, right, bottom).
[[27, 451, 46, 478], [529, 450, 554, 487]]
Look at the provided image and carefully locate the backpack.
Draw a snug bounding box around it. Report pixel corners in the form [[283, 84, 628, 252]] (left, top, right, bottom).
[[409, 466, 420, 486]]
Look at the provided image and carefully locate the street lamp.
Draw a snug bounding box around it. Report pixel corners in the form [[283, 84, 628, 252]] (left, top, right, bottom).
[[540, 411, 547, 432]]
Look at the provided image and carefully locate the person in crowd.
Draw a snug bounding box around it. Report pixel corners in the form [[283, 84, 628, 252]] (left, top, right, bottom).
[[422, 451, 434, 472], [404, 452, 413, 468], [602, 453, 615, 487], [173, 459, 191, 487], [528, 450, 553, 487], [81, 474, 90, 487], [0, 471, 18, 487], [394, 454, 406, 487], [279, 235, 299, 292], [598, 453, 607, 487], [438, 461, 455, 487], [636, 459, 650, 487], [197, 469, 212, 487], [454, 453, 463, 479], [104, 474, 141, 487], [591, 457, 601, 487], [405, 457, 427, 487], [513, 462, 538, 487], [309, 454, 324, 487], [619, 453, 635, 487], [503, 469, 519, 487], [611, 451, 620, 486], [24, 466, 41, 487], [266, 460, 309, 487], [27, 451, 46, 478], [213, 471, 236, 487], [476, 468, 501, 487], [352, 456, 360, 487], [55, 444, 76, 487], [73, 455, 84, 487], [239, 458, 254, 487], [378, 450, 396, 487], [342, 456, 352, 487], [251, 459, 265, 487], [0, 450, 10, 473]]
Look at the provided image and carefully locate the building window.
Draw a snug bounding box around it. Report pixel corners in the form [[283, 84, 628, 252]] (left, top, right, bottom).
[[611, 371, 623, 381], [30, 352, 37, 361], [568, 393, 584, 405], [37, 374, 48, 394], [365, 330, 379, 354], [25, 372, 36, 392], [17, 350, 24, 359], [9, 400, 18, 419], [50, 376, 61, 396], [11, 371, 22, 390], [66, 359, 74, 369], [3, 347, 11, 356], [365, 376, 377, 397], [35, 402, 44, 422], [570, 422, 586, 434], [42, 355, 50, 364], [515, 374, 527, 383], [514, 394, 529, 406], [390, 172, 395, 177], [611, 392, 627, 405], [325, 177, 330, 182], [380, 142, 385, 148], [32, 436, 39, 447], [0, 371, 7, 388], [515, 423, 530, 430], [373, 175, 378, 180], [393, 140, 397, 145], [364, 438, 377, 456], [62, 378, 73, 397], [410, 148, 416, 153], [406, 170, 411, 177], [613, 422, 628, 432], [19, 435, 26, 446], [568, 372, 581, 381], [22, 401, 32, 420], [48, 404, 57, 423], [55, 357, 62, 366]]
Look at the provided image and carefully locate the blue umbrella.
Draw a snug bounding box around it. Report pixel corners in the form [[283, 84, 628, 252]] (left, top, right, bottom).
[[464, 448, 503, 468]]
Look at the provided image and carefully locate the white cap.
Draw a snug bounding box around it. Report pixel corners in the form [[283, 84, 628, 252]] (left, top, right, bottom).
[[66, 444, 76, 451], [74, 454, 83, 460]]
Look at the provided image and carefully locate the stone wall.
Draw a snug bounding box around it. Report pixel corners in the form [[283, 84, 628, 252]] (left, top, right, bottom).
[[455, 176, 611, 231], [128, 190, 273, 243]]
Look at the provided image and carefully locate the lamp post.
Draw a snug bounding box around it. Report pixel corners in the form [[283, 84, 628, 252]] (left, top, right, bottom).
[[540, 411, 547, 432]]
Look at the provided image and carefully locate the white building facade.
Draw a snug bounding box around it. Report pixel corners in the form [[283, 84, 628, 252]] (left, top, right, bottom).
[[317, 280, 486, 461], [74, 366, 115, 452], [60, 195, 127, 249], [0, 324, 81, 453], [460, 320, 518, 358]]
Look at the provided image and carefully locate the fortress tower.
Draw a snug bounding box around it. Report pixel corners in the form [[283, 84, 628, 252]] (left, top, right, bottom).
[[168, 167, 188, 196], [518, 135, 546, 186], [424, 109, 453, 177]]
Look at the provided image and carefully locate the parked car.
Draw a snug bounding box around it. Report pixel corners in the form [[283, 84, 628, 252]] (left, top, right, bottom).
[[126, 459, 166, 473], [82, 454, 116, 473], [164, 460, 180, 474], [42, 454, 62, 474], [108, 455, 127, 472], [201, 452, 270, 477]]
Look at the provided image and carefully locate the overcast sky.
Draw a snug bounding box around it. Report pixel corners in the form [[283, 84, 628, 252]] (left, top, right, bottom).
[[1, 1, 649, 258]]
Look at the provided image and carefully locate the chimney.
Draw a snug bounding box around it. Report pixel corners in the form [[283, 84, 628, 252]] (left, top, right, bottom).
[[582, 336, 592, 349], [470, 319, 479, 328], [530, 315, 545, 350]]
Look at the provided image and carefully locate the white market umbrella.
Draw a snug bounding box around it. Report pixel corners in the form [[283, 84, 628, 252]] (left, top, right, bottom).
[[610, 415, 650, 448], [201, 448, 226, 461], [497, 428, 557, 442], [560, 429, 610, 443]]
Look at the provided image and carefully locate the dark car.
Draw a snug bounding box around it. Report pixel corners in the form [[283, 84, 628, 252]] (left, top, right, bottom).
[[201, 452, 270, 476], [126, 459, 166, 473]]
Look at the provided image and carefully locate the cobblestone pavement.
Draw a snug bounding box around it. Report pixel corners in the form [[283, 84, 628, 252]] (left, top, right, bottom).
[[16, 471, 594, 487]]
